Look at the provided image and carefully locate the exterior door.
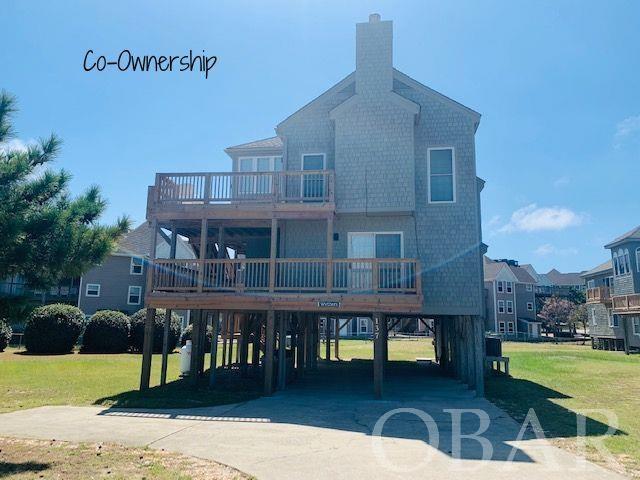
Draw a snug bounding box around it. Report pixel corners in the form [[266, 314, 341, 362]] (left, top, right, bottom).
[[348, 233, 375, 292], [302, 154, 325, 200], [347, 233, 403, 292]]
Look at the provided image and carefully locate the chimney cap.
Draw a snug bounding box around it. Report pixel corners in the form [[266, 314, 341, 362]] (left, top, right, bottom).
[[369, 13, 381, 23]]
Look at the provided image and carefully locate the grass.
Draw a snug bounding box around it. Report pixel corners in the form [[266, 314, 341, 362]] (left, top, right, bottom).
[[0, 436, 249, 479], [1, 339, 639, 477]]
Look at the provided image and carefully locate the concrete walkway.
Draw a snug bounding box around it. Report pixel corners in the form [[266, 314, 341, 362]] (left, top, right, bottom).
[[0, 361, 626, 479]]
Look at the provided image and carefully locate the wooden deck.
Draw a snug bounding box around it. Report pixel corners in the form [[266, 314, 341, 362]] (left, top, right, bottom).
[[146, 257, 423, 314], [612, 293, 640, 314], [147, 170, 335, 220], [586, 286, 612, 304]]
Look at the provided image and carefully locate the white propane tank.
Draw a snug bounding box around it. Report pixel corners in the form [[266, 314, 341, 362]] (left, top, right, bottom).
[[180, 340, 192, 376]]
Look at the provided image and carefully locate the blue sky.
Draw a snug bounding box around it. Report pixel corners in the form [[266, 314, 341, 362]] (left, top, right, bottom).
[[3, 0, 639, 274]]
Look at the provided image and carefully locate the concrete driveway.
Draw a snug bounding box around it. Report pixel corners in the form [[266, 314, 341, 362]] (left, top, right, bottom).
[[0, 361, 626, 479]]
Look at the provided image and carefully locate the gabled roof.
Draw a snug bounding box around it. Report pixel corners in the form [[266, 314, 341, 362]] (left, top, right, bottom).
[[519, 264, 541, 283], [545, 269, 585, 287], [224, 136, 283, 153], [116, 223, 195, 259], [604, 225, 640, 249], [510, 265, 537, 284], [581, 260, 613, 278], [276, 69, 481, 132]]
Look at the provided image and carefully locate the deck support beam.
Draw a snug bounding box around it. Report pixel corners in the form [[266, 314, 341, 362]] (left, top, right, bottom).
[[189, 309, 202, 385], [140, 307, 156, 390], [373, 312, 385, 398], [325, 317, 331, 361], [160, 224, 177, 387], [277, 312, 287, 390], [269, 218, 278, 292], [209, 310, 220, 387], [473, 315, 485, 397], [264, 310, 275, 395]]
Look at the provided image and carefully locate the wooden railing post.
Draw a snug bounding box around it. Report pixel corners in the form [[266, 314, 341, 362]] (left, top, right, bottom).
[[145, 219, 159, 297], [203, 173, 212, 204], [269, 218, 278, 293], [273, 172, 280, 203], [372, 259, 379, 293], [326, 215, 333, 293], [198, 218, 208, 293], [415, 261, 422, 295]]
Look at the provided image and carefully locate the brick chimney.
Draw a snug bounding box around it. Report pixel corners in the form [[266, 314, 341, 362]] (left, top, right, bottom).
[[356, 13, 393, 96]]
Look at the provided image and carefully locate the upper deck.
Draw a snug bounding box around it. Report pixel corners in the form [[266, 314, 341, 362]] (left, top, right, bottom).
[[147, 170, 335, 221]]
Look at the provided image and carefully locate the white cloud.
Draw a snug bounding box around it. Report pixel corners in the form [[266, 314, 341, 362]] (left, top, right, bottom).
[[487, 215, 502, 227], [499, 204, 584, 233], [534, 243, 578, 257], [553, 176, 570, 188], [614, 114, 640, 148]]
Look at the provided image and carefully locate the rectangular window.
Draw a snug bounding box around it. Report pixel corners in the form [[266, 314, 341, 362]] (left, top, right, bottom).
[[428, 148, 455, 203], [526, 284, 532, 292], [591, 309, 597, 326], [86, 283, 100, 297], [507, 321, 515, 334], [130, 257, 144, 275], [498, 321, 505, 333], [633, 318, 640, 336], [506, 301, 514, 314], [587, 279, 595, 289], [506, 282, 513, 293], [127, 285, 142, 305], [497, 281, 504, 293], [498, 300, 505, 313], [527, 302, 534, 311], [359, 318, 369, 335]]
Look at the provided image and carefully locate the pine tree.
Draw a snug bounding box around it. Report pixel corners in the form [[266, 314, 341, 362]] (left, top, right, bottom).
[[0, 90, 129, 288]]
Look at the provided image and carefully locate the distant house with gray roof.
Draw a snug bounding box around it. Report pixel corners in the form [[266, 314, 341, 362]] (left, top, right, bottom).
[[585, 225, 640, 353], [484, 257, 540, 339], [78, 223, 195, 322]]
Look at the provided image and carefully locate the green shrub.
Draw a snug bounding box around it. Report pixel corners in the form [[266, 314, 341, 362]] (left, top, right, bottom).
[[180, 323, 213, 352], [24, 304, 84, 354], [0, 319, 12, 352], [129, 308, 180, 353], [81, 310, 130, 353]]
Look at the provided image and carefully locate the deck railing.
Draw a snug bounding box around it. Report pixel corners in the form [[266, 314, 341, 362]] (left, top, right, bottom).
[[151, 258, 421, 295], [612, 293, 640, 312], [154, 170, 334, 205], [586, 286, 611, 303]]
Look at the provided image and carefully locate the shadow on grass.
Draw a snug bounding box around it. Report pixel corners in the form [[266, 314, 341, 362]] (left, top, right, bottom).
[[93, 368, 262, 410], [0, 461, 51, 477], [486, 374, 627, 439]]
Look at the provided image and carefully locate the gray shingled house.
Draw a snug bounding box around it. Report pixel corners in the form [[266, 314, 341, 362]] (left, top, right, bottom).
[[139, 15, 487, 397], [585, 226, 640, 352], [484, 257, 539, 339]]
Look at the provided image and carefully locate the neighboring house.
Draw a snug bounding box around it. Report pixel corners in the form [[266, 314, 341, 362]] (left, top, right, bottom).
[[140, 15, 487, 396], [522, 264, 586, 296], [585, 226, 640, 353], [0, 276, 80, 307], [79, 223, 195, 325], [484, 257, 540, 339]]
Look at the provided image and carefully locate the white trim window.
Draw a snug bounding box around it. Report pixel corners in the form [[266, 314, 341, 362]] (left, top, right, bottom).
[[636, 248, 640, 273], [130, 257, 144, 275], [507, 321, 515, 334], [506, 300, 514, 314], [526, 284, 533, 292], [427, 147, 456, 203], [359, 318, 370, 335], [497, 281, 504, 293], [633, 318, 640, 336], [506, 281, 513, 293], [127, 285, 142, 305], [587, 279, 595, 289], [591, 309, 597, 326], [527, 302, 534, 311], [498, 321, 506, 333], [498, 300, 505, 314], [85, 283, 100, 297], [609, 311, 620, 328]]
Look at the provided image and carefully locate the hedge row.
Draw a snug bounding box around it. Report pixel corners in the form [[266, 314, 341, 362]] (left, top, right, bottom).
[[0, 319, 11, 352], [21, 304, 181, 354]]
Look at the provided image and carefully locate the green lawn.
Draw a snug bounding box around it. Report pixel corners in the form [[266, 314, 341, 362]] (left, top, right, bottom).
[[1, 339, 638, 476]]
